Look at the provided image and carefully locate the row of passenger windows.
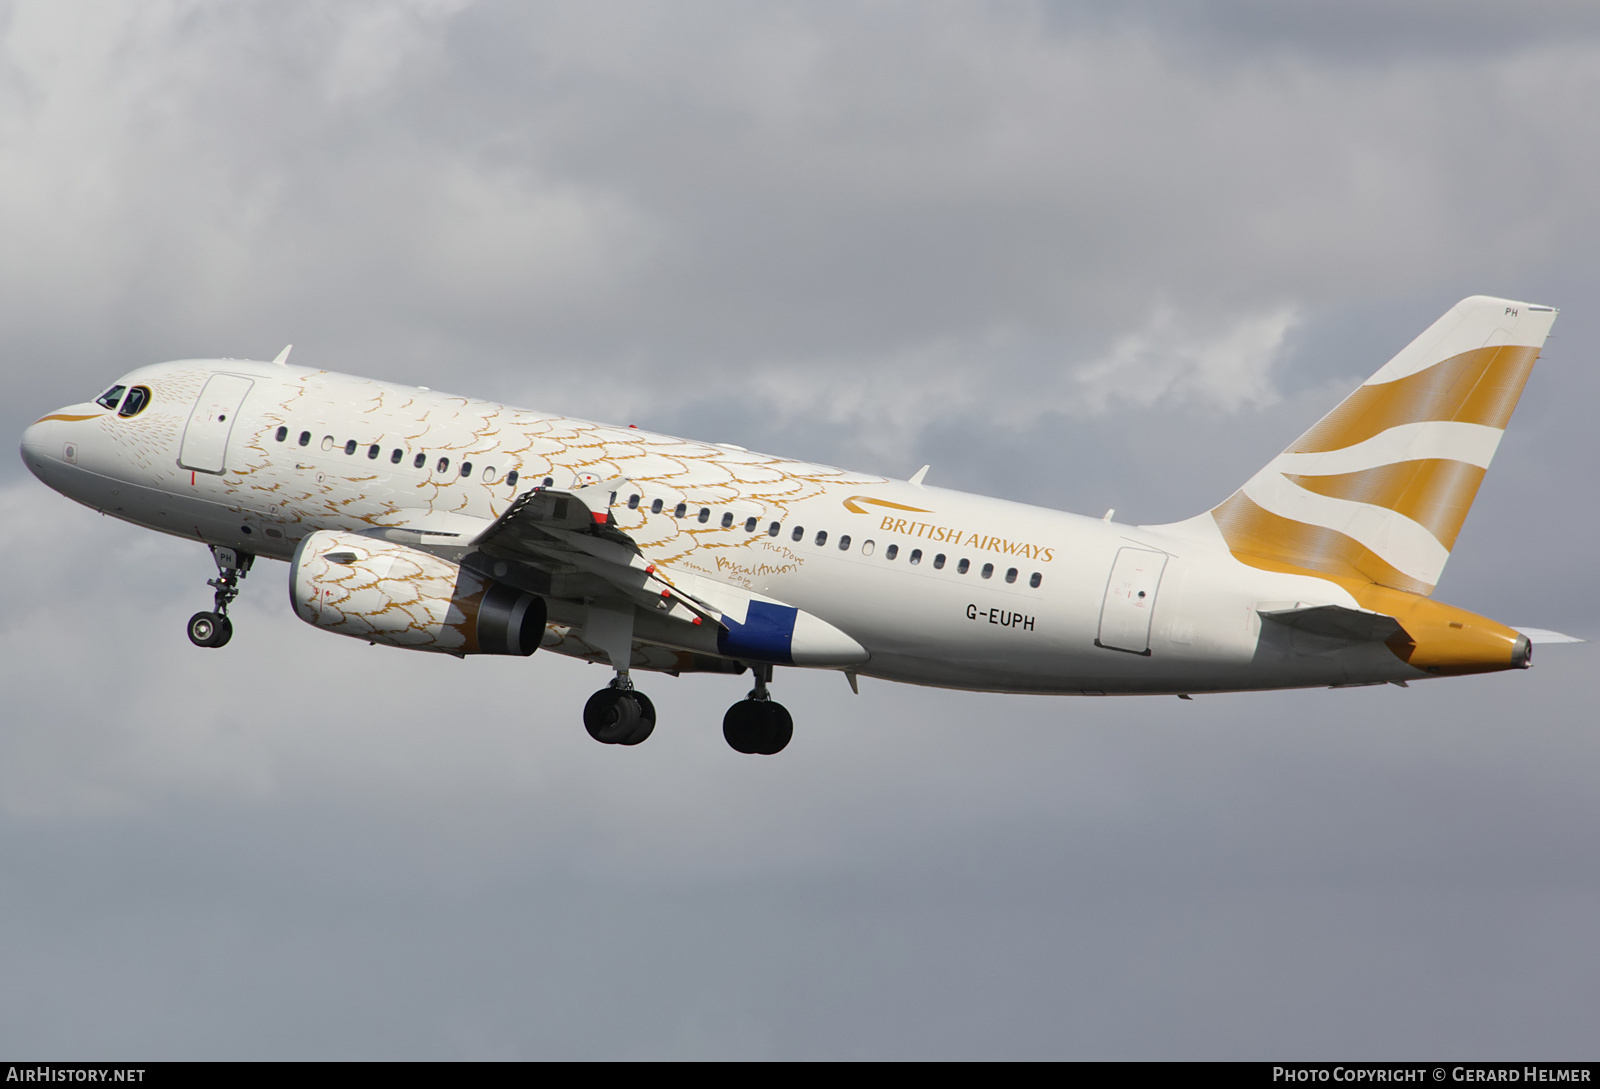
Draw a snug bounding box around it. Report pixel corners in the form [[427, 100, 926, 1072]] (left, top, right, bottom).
[[268, 425, 1044, 590], [621, 492, 1045, 589], [272, 425, 554, 490]]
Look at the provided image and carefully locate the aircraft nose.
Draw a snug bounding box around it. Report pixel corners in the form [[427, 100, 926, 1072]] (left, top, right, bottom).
[[20, 418, 51, 464], [19, 414, 74, 479]]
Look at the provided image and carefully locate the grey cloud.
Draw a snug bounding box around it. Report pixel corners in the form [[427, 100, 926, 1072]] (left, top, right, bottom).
[[3, 0, 1598, 1059]]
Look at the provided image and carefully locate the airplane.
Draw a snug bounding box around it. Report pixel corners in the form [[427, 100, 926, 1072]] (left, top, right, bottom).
[[18, 295, 1579, 755]]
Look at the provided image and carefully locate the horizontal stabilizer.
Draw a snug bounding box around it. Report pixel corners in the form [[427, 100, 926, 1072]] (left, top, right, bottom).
[[1511, 627, 1585, 644], [1259, 604, 1407, 643]]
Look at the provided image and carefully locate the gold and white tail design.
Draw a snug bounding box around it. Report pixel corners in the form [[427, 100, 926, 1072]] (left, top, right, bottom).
[[1204, 296, 1556, 595]]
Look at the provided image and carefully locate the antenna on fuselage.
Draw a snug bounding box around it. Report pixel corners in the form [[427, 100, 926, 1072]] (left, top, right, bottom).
[[271, 345, 293, 366], [909, 465, 930, 486]]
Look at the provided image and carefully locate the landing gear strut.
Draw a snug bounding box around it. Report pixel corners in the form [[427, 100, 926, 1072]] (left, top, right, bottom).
[[187, 545, 253, 649], [584, 672, 657, 746], [723, 664, 793, 755]]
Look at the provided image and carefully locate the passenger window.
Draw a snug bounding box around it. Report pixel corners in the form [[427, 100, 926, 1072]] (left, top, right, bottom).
[[367, 444, 380, 459], [414, 453, 426, 469], [1030, 573, 1042, 588], [543, 477, 554, 487], [957, 558, 970, 574], [909, 549, 922, 565], [95, 386, 126, 410], [483, 466, 497, 483], [628, 494, 640, 509], [744, 517, 758, 533], [390, 449, 402, 464], [767, 521, 780, 537], [674, 503, 687, 518], [460, 461, 473, 477], [885, 544, 898, 560], [299, 431, 311, 447], [322, 436, 335, 451], [437, 457, 449, 473], [861, 540, 874, 556], [344, 439, 357, 455], [275, 426, 288, 442], [933, 554, 945, 570], [507, 471, 520, 488], [791, 526, 804, 542], [698, 508, 710, 523], [1005, 568, 1018, 583], [838, 535, 851, 550], [981, 563, 994, 579], [815, 531, 827, 547], [651, 499, 663, 514], [721, 512, 734, 529]]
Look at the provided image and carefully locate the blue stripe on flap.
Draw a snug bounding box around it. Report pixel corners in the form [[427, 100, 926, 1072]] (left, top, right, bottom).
[[717, 600, 798, 664]]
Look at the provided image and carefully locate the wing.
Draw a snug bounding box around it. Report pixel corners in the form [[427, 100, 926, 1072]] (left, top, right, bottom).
[[468, 477, 719, 625], [463, 480, 868, 667]]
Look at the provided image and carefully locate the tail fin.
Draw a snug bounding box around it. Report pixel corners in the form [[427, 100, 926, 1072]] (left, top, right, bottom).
[[1187, 296, 1556, 596]]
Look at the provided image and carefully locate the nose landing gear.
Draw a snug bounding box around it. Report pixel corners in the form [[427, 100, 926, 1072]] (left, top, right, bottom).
[[722, 664, 793, 755], [187, 546, 253, 649]]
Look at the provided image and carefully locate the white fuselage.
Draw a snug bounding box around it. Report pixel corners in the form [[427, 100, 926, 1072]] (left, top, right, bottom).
[[21, 357, 1428, 695]]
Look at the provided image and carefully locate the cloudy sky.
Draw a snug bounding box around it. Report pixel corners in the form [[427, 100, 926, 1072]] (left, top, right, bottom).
[[3, 0, 1598, 1059]]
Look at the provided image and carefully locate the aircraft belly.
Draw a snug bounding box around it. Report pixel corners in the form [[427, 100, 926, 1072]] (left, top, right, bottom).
[[44, 463, 292, 558], [860, 643, 1419, 695]]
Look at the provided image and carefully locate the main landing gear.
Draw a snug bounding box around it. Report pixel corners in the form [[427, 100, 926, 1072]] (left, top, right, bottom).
[[722, 664, 792, 756], [579, 663, 794, 755], [583, 673, 657, 746], [187, 545, 253, 649]]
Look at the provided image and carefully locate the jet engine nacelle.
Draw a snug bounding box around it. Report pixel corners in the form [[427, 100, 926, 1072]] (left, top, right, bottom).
[[290, 530, 547, 656]]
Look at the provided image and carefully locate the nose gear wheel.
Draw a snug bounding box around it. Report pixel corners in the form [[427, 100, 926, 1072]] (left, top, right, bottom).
[[186, 611, 233, 648], [187, 545, 253, 649]]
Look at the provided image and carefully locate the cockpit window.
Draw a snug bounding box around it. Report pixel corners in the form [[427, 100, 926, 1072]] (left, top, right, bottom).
[[117, 386, 151, 418], [95, 385, 126, 411]]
